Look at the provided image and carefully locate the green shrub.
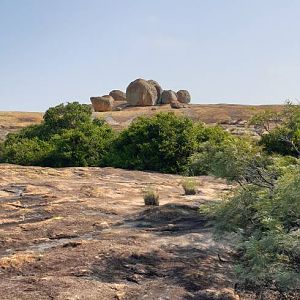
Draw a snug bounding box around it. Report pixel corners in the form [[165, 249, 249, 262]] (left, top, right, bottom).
[[260, 126, 300, 156], [209, 161, 300, 294], [253, 103, 300, 157], [187, 136, 271, 185], [0, 106, 234, 172], [43, 102, 92, 136], [0, 137, 53, 166], [107, 113, 232, 174], [143, 187, 159, 206], [181, 178, 197, 195], [193, 123, 231, 146], [47, 123, 115, 167], [107, 112, 197, 173], [0, 102, 115, 167]]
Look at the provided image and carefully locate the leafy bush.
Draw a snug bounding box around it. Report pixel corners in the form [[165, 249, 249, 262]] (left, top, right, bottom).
[[0, 106, 233, 173], [208, 159, 300, 295], [187, 136, 273, 185], [42, 102, 92, 136], [107, 112, 197, 173], [106, 113, 231, 174], [181, 178, 197, 195], [143, 187, 159, 206], [190, 121, 300, 294], [47, 123, 114, 167], [251, 103, 300, 157], [260, 125, 300, 156], [0, 137, 53, 166], [0, 102, 115, 167]]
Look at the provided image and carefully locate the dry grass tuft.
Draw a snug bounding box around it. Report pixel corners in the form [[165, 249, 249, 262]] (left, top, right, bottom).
[[143, 186, 159, 206], [181, 178, 198, 195]]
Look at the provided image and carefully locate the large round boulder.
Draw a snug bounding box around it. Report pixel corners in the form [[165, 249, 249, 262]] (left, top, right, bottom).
[[160, 90, 177, 104], [126, 78, 157, 106], [147, 80, 163, 104], [109, 90, 126, 102], [177, 90, 191, 103], [90, 95, 114, 112]]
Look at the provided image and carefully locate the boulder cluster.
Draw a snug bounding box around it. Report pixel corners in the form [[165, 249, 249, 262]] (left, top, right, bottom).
[[90, 78, 191, 112]]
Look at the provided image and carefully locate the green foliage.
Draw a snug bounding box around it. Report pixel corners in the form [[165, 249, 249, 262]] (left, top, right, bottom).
[[248, 110, 281, 134], [0, 106, 232, 172], [193, 113, 300, 294], [187, 136, 273, 186], [209, 161, 300, 294], [193, 123, 230, 145], [181, 178, 197, 195], [260, 125, 300, 156], [47, 123, 114, 167], [186, 126, 233, 176], [43, 102, 92, 136], [255, 103, 300, 157], [0, 137, 53, 166], [235, 231, 300, 292], [107, 112, 197, 173], [0, 102, 114, 167]]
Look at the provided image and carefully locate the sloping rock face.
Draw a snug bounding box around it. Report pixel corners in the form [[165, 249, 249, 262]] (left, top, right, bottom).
[[161, 90, 177, 104], [109, 90, 126, 102], [147, 80, 163, 104], [90, 95, 114, 112], [177, 90, 191, 104], [0, 165, 237, 300], [126, 78, 157, 106], [170, 100, 184, 109]]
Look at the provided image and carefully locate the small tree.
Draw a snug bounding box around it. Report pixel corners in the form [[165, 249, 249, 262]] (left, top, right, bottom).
[[251, 102, 300, 157]]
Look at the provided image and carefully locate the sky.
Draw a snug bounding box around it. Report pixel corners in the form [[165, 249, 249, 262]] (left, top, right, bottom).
[[1, 0, 300, 111]]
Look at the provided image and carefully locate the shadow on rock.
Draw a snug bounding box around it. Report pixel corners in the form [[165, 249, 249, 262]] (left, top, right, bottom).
[[122, 203, 211, 236]]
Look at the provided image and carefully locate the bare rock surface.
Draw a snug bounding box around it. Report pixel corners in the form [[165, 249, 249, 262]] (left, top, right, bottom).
[[170, 100, 185, 109], [177, 90, 191, 104], [147, 80, 163, 104], [126, 79, 157, 106], [90, 96, 114, 112], [109, 90, 126, 102], [161, 90, 178, 104], [0, 164, 245, 300]]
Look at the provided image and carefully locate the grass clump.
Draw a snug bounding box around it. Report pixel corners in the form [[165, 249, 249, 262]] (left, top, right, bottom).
[[143, 187, 159, 206], [181, 178, 198, 195]]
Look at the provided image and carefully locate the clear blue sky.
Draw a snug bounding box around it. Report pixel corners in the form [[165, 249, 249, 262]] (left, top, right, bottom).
[[1, 0, 300, 111]]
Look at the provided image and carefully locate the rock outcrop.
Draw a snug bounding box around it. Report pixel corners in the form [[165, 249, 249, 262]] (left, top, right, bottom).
[[109, 90, 126, 102], [90, 95, 114, 112], [90, 80, 191, 108], [177, 90, 191, 103], [161, 90, 177, 104], [170, 100, 184, 109], [126, 79, 157, 106], [147, 80, 163, 104]]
